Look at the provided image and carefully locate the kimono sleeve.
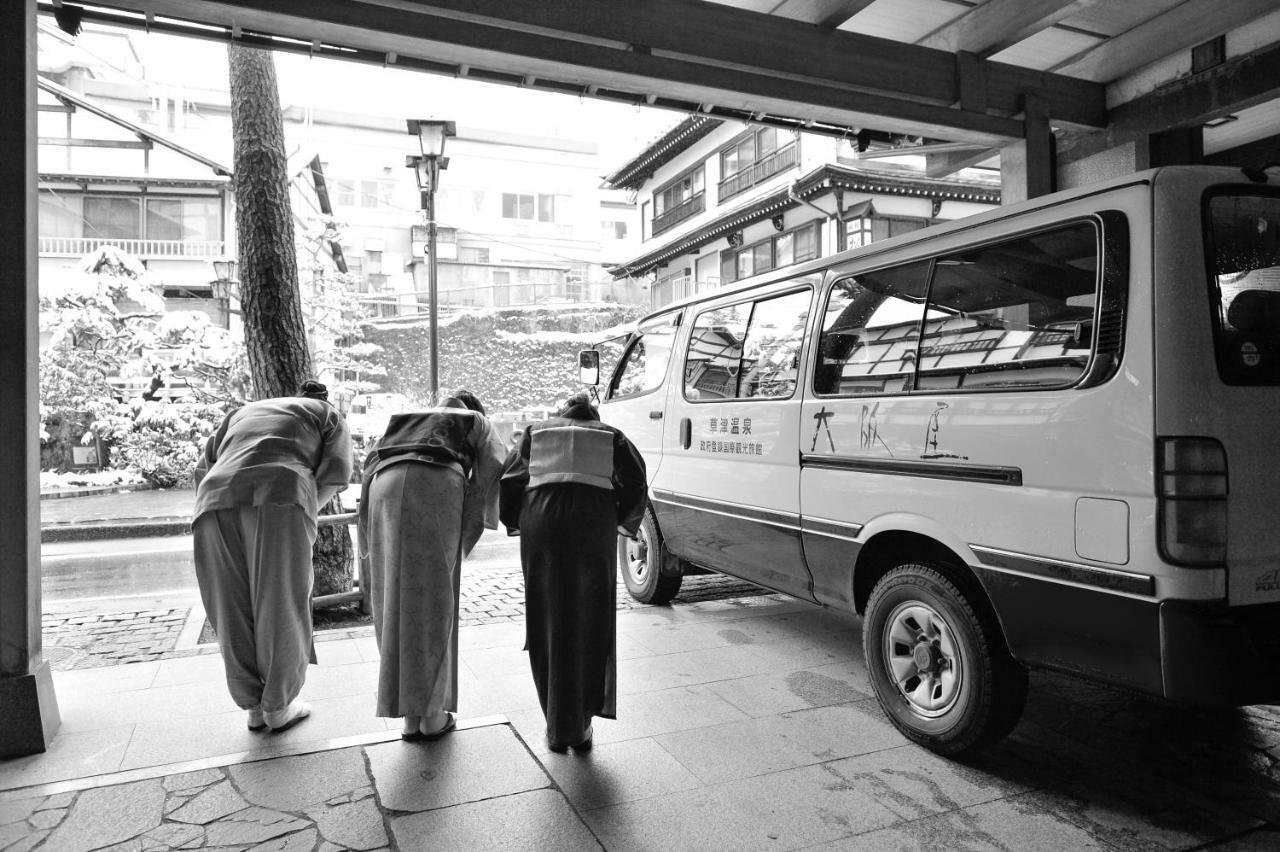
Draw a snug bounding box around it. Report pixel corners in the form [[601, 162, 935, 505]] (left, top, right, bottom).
[[194, 409, 233, 487], [498, 427, 532, 535], [314, 406, 354, 505], [460, 415, 508, 556], [612, 429, 648, 537]]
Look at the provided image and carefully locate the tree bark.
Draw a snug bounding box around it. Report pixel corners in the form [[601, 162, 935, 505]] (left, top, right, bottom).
[[228, 44, 352, 596], [228, 44, 311, 399]]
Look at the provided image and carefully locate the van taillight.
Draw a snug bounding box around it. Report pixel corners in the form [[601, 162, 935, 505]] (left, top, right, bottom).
[[1157, 437, 1228, 566]]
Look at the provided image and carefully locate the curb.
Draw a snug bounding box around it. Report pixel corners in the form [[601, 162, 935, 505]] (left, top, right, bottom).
[[41, 519, 192, 543], [39, 483, 155, 501]]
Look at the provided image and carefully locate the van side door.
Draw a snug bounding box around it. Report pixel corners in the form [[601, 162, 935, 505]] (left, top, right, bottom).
[[597, 310, 681, 483], [652, 280, 819, 600]]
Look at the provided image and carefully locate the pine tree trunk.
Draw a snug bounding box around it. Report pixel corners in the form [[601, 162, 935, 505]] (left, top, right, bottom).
[[228, 45, 310, 399], [228, 44, 352, 597]]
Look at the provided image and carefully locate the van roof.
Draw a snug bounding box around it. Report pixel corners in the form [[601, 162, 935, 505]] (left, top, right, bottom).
[[631, 164, 1258, 326]]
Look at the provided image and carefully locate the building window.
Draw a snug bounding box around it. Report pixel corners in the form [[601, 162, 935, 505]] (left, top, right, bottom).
[[720, 221, 822, 284], [845, 216, 873, 249], [145, 197, 221, 242], [652, 167, 705, 236], [333, 180, 357, 208], [360, 179, 396, 209], [718, 128, 797, 200], [84, 196, 141, 239], [459, 247, 490, 264], [46, 193, 222, 243], [602, 220, 628, 240], [502, 193, 556, 222]]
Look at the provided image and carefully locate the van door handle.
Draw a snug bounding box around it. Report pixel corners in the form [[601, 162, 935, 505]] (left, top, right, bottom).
[[649, 410, 663, 420], [680, 417, 691, 449]]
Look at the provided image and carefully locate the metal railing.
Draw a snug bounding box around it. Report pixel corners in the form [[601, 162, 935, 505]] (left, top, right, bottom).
[[39, 237, 226, 258], [312, 511, 370, 613], [717, 143, 799, 200], [651, 274, 720, 309], [651, 192, 706, 236]]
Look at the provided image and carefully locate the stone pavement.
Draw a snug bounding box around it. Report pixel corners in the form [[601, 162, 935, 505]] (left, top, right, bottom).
[[4, 596, 1280, 850], [42, 607, 192, 671]]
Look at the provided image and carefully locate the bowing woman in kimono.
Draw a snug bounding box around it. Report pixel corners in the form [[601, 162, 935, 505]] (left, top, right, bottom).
[[500, 392, 647, 753], [193, 382, 353, 733], [359, 391, 506, 740]]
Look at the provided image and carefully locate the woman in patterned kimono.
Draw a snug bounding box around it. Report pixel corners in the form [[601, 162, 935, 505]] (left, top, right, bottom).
[[359, 392, 506, 740], [500, 392, 647, 753], [193, 383, 353, 733]]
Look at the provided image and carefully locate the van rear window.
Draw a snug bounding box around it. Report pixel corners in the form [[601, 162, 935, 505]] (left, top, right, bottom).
[[1206, 192, 1280, 385]]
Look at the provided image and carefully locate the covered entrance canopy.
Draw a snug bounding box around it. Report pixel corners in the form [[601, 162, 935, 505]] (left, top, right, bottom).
[[4, 0, 1279, 755]]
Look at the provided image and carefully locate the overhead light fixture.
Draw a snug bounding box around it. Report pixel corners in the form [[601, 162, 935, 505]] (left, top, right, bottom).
[[1204, 115, 1239, 129]]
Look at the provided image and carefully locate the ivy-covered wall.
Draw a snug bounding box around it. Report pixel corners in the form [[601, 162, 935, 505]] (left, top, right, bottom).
[[366, 303, 645, 411]]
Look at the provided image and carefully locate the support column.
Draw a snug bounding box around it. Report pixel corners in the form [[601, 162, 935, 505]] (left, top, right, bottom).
[[0, 0, 60, 759], [1001, 94, 1055, 204]]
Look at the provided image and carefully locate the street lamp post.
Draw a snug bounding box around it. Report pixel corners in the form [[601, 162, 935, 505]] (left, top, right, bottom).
[[210, 258, 239, 325], [406, 119, 455, 402]]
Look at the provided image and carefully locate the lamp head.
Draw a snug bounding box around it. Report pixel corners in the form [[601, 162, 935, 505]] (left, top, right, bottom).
[[211, 259, 237, 282], [406, 119, 456, 159]]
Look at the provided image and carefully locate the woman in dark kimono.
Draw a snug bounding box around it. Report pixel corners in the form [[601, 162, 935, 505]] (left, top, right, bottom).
[[500, 392, 647, 753], [359, 392, 506, 740]]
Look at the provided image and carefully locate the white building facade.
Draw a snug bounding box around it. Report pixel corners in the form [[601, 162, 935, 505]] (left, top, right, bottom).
[[605, 117, 1002, 309]]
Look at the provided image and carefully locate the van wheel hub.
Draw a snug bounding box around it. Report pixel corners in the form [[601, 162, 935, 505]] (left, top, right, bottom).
[[885, 603, 962, 717]]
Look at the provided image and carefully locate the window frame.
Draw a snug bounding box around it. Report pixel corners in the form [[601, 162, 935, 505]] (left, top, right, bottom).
[[811, 215, 1123, 399], [607, 310, 683, 402], [721, 220, 822, 284], [682, 284, 815, 404]]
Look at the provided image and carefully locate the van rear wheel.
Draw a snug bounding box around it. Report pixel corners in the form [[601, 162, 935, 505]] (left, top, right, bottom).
[[619, 510, 682, 605], [863, 562, 1027, 757]]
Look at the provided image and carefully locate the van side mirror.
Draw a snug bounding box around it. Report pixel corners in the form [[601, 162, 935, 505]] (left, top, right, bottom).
[[578, 349, 600, 386]]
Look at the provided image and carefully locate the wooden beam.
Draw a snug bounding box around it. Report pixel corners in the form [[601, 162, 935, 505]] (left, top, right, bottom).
[[925, 147, 998, 178], [1108, 41, 1280, 137], [768, 0, 877, 30], [86, 0, 1105, 141], [918, 0, 1089, 57], [1053, 0, 1279, 83], [1204, 133, 1280, 168]]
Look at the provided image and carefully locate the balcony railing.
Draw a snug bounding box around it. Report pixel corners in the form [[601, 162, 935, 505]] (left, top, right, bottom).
[[651, 192, 705, 237], [718, 143, 799, 201], [651, 274, 720, 310], [39, 237, 227, 259]]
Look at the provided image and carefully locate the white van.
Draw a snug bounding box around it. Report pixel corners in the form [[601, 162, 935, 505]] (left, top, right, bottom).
[[582, 166, 1280, 756]]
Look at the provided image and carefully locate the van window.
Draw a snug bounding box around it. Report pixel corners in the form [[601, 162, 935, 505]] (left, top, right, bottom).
[[685, 302, 749, 399], [610, 313, 679, 400], [684, 286, 813, 401], [814, 261, 931, 396], [741, 290, 811, 398], [1206, 191, 1280, 384], [917, 223, 1097, 390]]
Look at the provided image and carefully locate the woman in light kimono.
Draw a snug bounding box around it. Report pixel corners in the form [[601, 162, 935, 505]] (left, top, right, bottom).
[[359, 391, 506, 739], [500, 393, 647, 753], [193, 383, 353, 733]]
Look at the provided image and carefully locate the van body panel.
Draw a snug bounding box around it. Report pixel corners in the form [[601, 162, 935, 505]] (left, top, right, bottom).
[[601, 166, 1280, 711], [654, 396, 814, 600], [981, 567, 1164, 693], [1151, 169, 1280, 607], [599, 310, 684, 497]]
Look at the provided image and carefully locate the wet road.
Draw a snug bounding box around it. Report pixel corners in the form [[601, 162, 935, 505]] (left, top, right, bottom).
[[39, 529, 524, 611]]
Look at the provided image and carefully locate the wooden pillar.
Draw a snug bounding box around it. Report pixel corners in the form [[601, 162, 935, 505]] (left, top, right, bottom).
[[1001, 94, 1055, 204], [0, 0, 60, 758]]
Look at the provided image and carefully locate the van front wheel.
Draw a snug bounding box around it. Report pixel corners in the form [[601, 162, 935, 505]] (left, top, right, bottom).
[[863, 562, 1027, 757], [619, 510, 682, 605]]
